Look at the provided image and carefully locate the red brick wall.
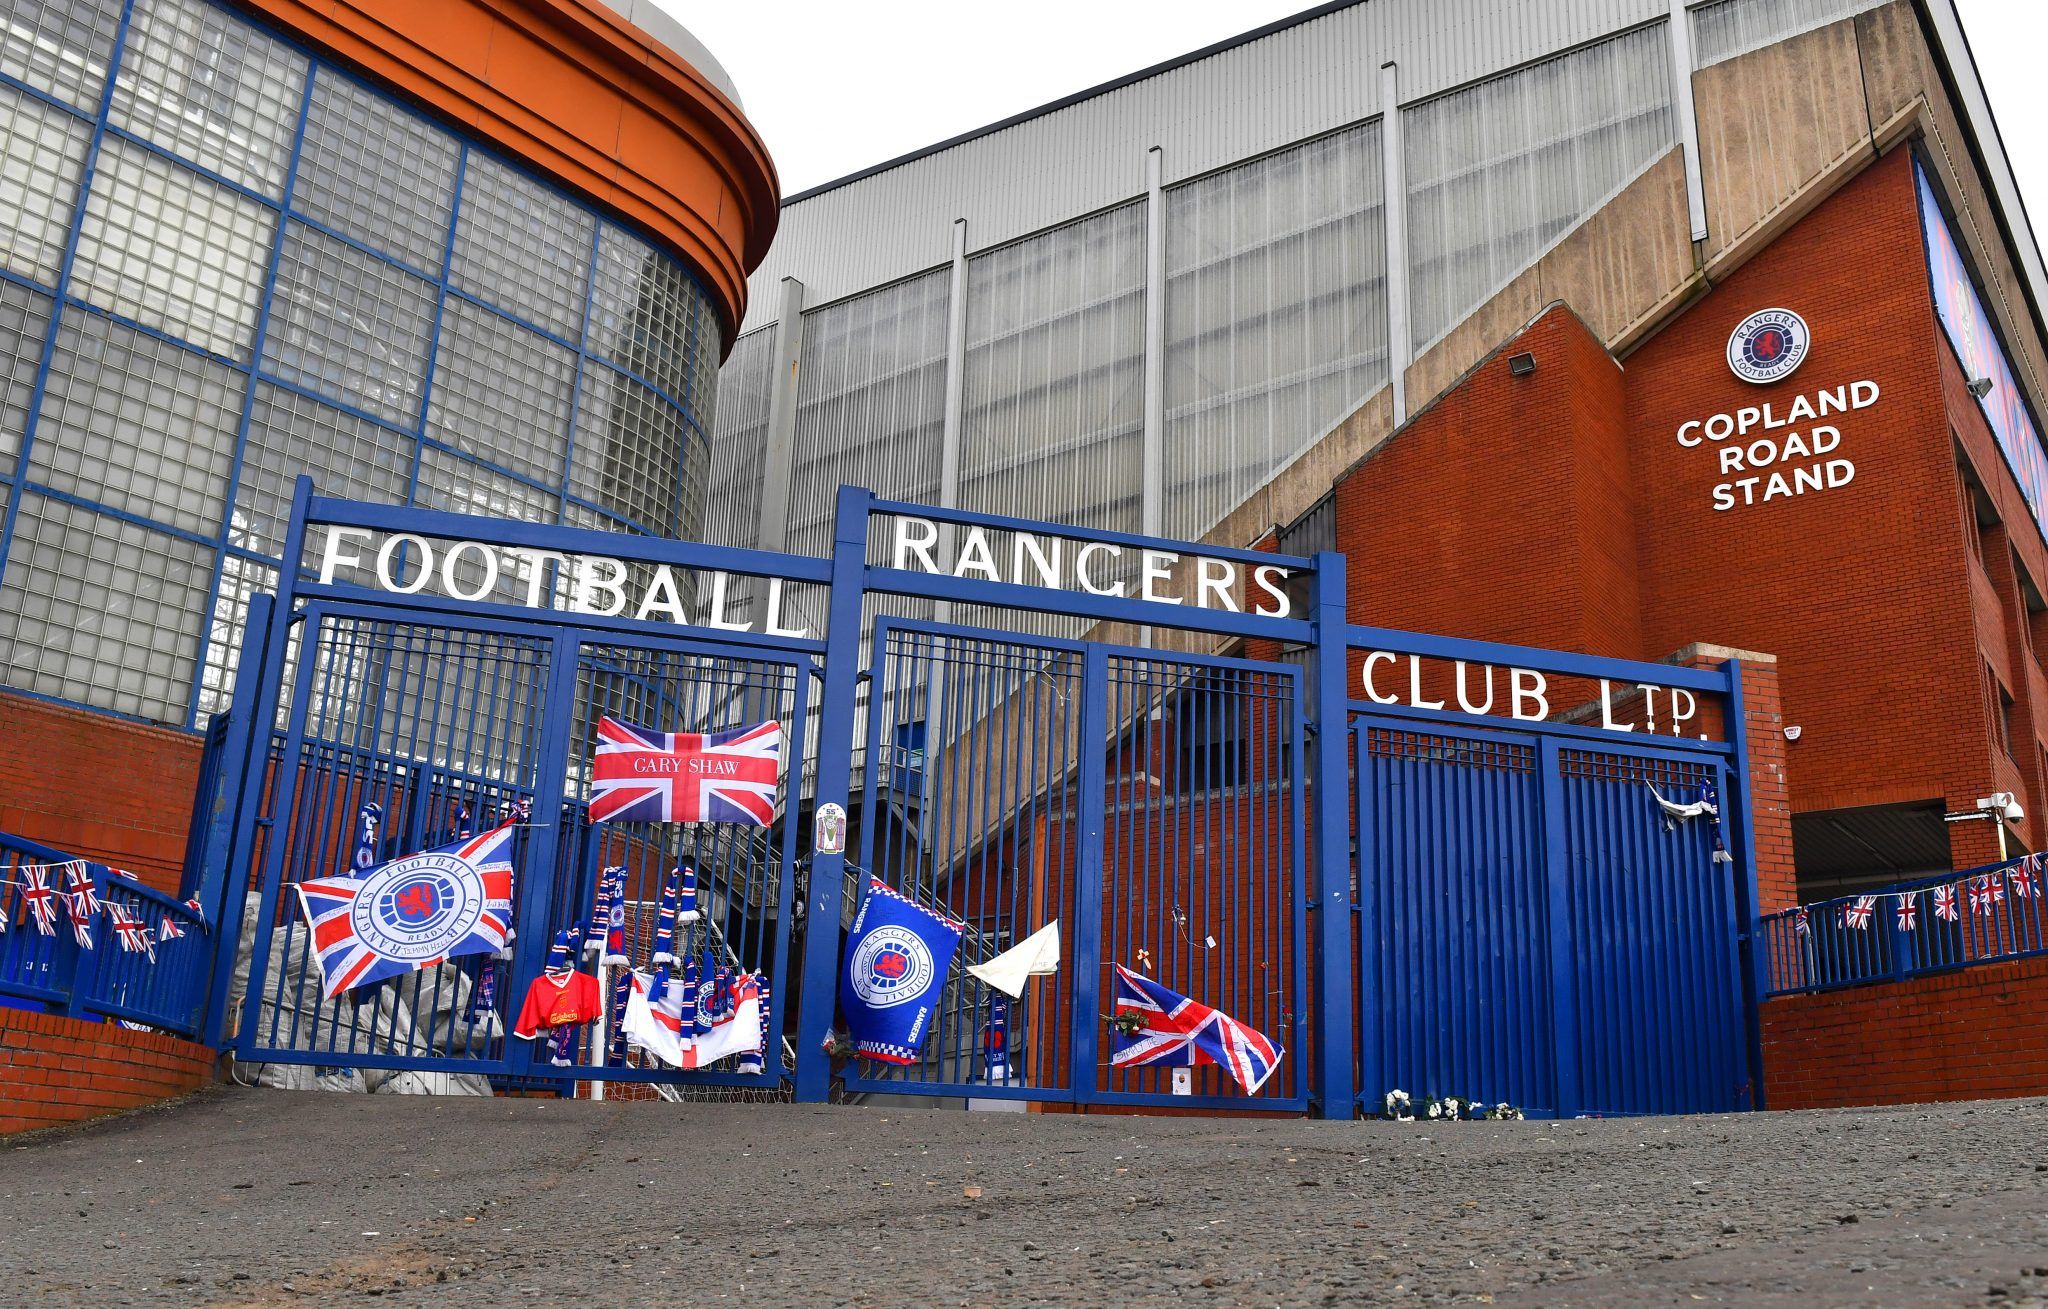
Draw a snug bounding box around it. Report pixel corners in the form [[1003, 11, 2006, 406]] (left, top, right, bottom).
[[0, 1010, 216, 1133], [1629, 150, 1979, 825], [0, 691, 205, 896], [1762, 955, 2048, 1108]]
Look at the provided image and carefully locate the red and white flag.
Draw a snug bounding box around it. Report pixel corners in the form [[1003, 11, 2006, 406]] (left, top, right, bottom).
[[1842, 895, 1876, 931], [1934, 884, 1960, 922], [107, 904, 156, 962], [19, 867, 58, 936], [589, 716, 784, 826]]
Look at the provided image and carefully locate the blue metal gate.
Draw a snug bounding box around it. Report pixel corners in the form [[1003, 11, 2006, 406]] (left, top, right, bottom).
[[200, 478, 1763, 1115], [1354, 714, 1753, 1116], [840, 620, 1309, 1111]]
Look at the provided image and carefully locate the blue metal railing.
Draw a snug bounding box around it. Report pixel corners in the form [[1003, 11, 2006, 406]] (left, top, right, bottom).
[[0, 831, 211, 1039], [1761, 854, 2048, 996]]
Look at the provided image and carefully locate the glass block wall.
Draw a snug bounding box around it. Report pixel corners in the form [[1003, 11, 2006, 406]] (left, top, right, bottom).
[[0, 0, 724, 728]]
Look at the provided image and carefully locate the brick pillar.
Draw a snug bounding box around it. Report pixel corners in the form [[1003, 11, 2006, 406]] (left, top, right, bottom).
[[1675, 646, 1793, 913]]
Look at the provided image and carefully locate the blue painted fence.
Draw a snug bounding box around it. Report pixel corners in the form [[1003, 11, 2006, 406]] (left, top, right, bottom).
[[1762, 855, 2048, 996], [0, 831, 210, 1038]]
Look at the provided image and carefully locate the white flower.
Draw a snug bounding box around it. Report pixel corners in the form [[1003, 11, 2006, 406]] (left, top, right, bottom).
[[1495, 1102, 1512, 1119], [1442, 1097, 1461, 1119], [1425, 1101, 1442, 1119]]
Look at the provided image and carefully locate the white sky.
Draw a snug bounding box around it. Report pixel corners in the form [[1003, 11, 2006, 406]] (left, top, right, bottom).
[[669, 0, 2046, 257]]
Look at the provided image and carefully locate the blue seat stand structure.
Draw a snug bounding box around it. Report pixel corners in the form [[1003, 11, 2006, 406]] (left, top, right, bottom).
[[192, 477, 1764, 1116]]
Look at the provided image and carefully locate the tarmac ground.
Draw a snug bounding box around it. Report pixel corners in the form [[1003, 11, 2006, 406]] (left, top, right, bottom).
[[2, 1086, 2046, 1307]]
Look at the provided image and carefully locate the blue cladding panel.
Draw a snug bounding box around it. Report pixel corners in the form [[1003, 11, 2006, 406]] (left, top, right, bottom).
[[1362, 724, 1556, 1112]]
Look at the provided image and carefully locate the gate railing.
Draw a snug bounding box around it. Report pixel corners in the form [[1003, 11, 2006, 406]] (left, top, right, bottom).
[[1761, 854, 2048, 996], [0, 831, 211, 1039]]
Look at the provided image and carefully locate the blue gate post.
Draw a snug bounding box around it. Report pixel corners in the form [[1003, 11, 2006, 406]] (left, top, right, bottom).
[[1537, 736, 1582, 1118], [205, 475, 314, 1048], [1066, 645, 1112, 1107], [793, 486, 874, 1102], [1308, 552, 1354, 1117], [1721, 658, 1769, 1110], [195, 589, 273, 1045]]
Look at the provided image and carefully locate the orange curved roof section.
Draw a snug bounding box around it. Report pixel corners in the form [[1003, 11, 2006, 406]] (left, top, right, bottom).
[[241, 0, 779, 352]]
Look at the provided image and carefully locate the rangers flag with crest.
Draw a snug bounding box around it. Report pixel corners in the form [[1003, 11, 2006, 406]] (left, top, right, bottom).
[[588, 716, 785, 826], [296, 821, 518, 1000], [1109, 964, 1284, 1095]]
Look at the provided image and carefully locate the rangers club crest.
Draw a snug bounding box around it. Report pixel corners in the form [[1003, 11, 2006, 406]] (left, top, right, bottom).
[[352, 852, 486, 964], [1726, 307, 1810, 384], [849, 925, 935, 1008]]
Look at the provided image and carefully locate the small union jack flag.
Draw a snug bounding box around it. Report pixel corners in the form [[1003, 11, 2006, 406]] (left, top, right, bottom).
[[1969, 876, 1995, 914], [158, 915, 185, 941], [19, 867, 58, 935], [2012, 864, 2040, 898], [1934, 884, 1960, 922], [1792, 906, 1810, 936], [1895, 892, 1918, 931], [183, 897, 206, 930], [589, 716, 784, 825], [1842, 895, 1876, 931], [61, 863, 99, 949], [106, 904, 155, 962], [1109, 964, 1284, 1094]]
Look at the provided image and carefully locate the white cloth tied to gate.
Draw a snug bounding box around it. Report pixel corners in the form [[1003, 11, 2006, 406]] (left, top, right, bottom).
[[965, 920, 1061, 999], [1647, 782, 1716, 827]]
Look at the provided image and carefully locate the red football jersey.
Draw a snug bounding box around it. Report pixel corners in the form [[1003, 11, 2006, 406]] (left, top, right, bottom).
[[513, 969, 603, 1039]]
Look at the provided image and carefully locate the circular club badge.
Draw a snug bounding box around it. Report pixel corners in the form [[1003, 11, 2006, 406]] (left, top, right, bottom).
[[1726, 307, 1810, 385], [349, 851, 485, 964], [848, 925, 935, 1008]]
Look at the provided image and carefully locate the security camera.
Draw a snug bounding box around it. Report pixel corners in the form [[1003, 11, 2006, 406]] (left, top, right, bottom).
[[1968, 376, 1995, 399], [1977, 792, 2025, 822]]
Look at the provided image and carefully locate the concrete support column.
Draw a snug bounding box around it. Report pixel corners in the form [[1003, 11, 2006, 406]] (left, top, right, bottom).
[[754, 276, 806, 554], [1142, 146, 1166, 539], [940, 217, 970, 515], [1666, 0, 1710, 244], [1379, 62, 1411, 425]]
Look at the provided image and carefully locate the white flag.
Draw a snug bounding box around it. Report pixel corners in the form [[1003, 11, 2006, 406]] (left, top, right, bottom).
[[966, 920, 1061, 998], [621, 969, 688, 1067]]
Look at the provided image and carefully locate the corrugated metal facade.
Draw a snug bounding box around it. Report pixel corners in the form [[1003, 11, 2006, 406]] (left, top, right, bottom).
[[743, 0, 1666, 324], [1404, 24, 1674, 353], [1163, 120, 1387, 541], [1690, 0, 1888, 68], [706, 0, 1903, 557]]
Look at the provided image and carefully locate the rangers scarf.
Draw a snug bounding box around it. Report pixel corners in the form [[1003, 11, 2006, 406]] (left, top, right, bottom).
[[840, 879, 964, 1065], [295, 821, 518, 1000], [347, 802, 382, 877], [1110, 964, 1283, 1095], [588, 716, 784, 825]]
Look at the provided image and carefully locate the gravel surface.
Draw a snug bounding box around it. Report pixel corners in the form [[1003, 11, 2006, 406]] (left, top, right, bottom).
[[3, 1086, 2046, 1306]]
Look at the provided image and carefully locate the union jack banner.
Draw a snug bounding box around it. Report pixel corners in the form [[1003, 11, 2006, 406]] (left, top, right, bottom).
[[19, 867, 58, 936], [2012, 864, 2040, 898], [1109, 963, 1283, 1095], [158, 915, 185, 941], [183, 897, 206, 930], [106, 904, 155, 962], [1792, 906, 1810, 936], [61, 863, 99, 948], [1841, 895, 1876, 931], [1895, 892, 1918, 931], [588, 716, 785, 826], [1934, 884, 1960, 922], [295, 820, 518, 1000]]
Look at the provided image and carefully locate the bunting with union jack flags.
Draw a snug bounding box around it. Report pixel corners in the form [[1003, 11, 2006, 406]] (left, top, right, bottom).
[[2013, 861, 2041, 898], [61, 862, 99, 949], [1934, 883, 1960, 922], [19, 866, 58, 936], [1109, 964, 1284, 1095], [106, 903, 155, 962], [1841, 894, 1876, 931], [1895, 892, 1918, 931], [295, 820, 518, 1000], [588, 716, 785, 826]]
